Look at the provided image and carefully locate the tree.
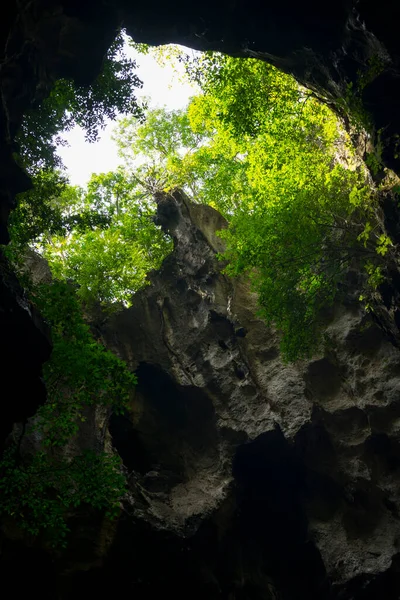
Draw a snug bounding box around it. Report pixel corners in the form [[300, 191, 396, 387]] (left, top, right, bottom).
[[0, 445, 126, 548], [181, 53, 391, 359], [32, 280, 136, 446], [113, 52, 388, 360], [8, 170, 69, 248], [17, 31, 145, 174], [41, 169, 172, 307]]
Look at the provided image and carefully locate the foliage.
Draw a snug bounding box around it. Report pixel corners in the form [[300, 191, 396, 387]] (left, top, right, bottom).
[[40, 170, 172, 307], [0, 239, 138, 547], [0, 445, 125, 547], [32, 280, 137, 446], [0, 33, 171, 548], [8, 171, 69, 248], [190, 55, 393, 359], [114, 107, 205, 193], [182, 51, 324, 141], [17, 32, 145, 173], [114, 52, 390, 359], [220, 172, 371, 361], [2, 42, 395, 544], [0, 279, 135, 545]]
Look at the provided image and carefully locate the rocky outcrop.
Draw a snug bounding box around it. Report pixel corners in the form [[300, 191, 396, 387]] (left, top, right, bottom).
[[55, 190, 398, 599]]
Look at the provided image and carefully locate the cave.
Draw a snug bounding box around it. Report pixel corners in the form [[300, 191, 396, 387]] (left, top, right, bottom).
[[2, 1, 400, 598]]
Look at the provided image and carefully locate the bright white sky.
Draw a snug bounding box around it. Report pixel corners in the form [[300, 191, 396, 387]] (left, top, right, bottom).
[[57, 41, 199, 187]]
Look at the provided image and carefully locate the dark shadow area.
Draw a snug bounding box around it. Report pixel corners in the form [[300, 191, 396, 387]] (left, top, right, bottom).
[[58, 428, 333, 600], [110, 362, 218, 479], [109, 411, 152, 474], [0, 542, 57, 599], [232, 428, 331, 600]]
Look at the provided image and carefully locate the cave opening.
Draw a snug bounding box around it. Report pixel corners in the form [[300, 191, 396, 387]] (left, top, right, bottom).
[[2, 6, 400, 598]]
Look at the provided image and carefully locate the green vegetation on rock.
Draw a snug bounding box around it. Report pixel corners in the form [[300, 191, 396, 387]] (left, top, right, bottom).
[[0, 279, 135, 546], [1, 40, 395, 546], [0, 32, 146, 546], [113, 50, 391, 360]]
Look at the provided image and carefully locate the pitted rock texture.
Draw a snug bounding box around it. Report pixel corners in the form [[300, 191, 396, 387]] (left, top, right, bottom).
[[80, 191, 400, 599]]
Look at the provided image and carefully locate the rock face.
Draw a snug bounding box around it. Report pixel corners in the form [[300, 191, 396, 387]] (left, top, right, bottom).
[[55, 190, 399, 600]]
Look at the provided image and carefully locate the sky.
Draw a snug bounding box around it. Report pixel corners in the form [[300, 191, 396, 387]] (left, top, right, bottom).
[[57, 41, 199, 187]]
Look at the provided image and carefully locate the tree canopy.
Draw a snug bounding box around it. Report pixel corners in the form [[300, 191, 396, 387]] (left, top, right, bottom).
[[40, 171, 172, 307], [111, 51, 387, 359], [17, 31, 145, 174], [19, 49, 391, 358]]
